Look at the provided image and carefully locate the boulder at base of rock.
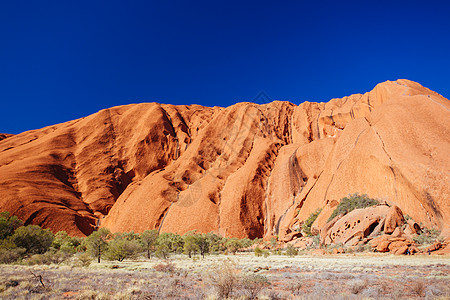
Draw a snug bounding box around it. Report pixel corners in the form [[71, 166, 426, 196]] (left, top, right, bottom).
[[377, 240, 391, 252], [425, 241, 442, 253], [388, 240, 413, 255], [322, 206, 390, 246], [384, 206, 405, 234], [289, 237, 313, 249], [332, 247, 345, 254], [311, 249, 327, 255], [391, 227, 404, 237], [280, 231, 302, 242]]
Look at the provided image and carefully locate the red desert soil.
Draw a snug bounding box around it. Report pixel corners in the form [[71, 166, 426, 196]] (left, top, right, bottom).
[[0, 79, 448, 238]]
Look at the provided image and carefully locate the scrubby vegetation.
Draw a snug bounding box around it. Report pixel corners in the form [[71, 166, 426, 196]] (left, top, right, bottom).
[[0, 212, 259, 266], [302, 208, 322, 236], [328, 193, 379, 222], [0, 211, 449, 299], [413, 227, 441, 246]]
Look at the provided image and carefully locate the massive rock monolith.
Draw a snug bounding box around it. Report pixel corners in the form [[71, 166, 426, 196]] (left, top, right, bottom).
[[0, 80, 448, 238]]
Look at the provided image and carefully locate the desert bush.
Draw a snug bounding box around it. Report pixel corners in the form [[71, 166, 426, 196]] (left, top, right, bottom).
[[311, 234, 320, 247], [411, 280, 426, 296], [24, 249, 69, 265], [348, 278, 368, 294], [328, 193, 379, 222], [254, 246, 263, 257], [403, 214, 412, 221], [153, 260, 177, 274], [241, 273, 269, 300], [270, 237, 277, 248], [205, 260, 239, 298], [254, 247, 269, 257], [225, 238, 244, 254], [76, 252, 92, 267], [302, 208, 322, 236], [0, 212, 23, 240], [0, 247, 25, 264], [262, 290, 283, 300], [285, 244, 298, 257], [105, 237, 141, 262], [272, 249, 282, 255], [11, 225, 54, 254], [51, 231, 81, 254], [287, 282, 302, 296], [413, 227, 441, 245]]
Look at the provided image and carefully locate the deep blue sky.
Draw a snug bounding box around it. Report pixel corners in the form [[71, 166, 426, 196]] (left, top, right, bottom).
[[1, 1, 449, 134]]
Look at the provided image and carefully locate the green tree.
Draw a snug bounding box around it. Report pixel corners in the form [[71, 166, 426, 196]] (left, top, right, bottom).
[[157, 232, 184, 253], [84, 228, 110, 263], [140, 229, 158, 259], [225, 238, 242, 255], [197, 234, 210, 258], [0, 212, 23, 240], [11, 225, 54, 254], [52, 231, 81, 254], [183, 232, 200, 258], [205, 232, 226, 254], [155, 243, 170, 259], [105, 237, 142, 262]]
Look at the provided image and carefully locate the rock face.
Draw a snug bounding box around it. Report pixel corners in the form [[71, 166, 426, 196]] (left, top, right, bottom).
[[0, 79, 449, 237]]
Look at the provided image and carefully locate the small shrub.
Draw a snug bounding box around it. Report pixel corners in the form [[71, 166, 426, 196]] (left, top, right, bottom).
[[262, 290, 283, 300], [25, 249, 71, 265], [0, 247, 25, 264], [348, 278, 368, 294], [311, 235, 320, 247], [76, 252, 92, 267], [240, 273, 269, 300], [11, 225, 54, 254], [328, 193, 379, 222], [153, 260, 176, 274], [287, 282, 302, 296], [105, 238, 142, 262], [205, 260, 239, 299], [413, 227, 440, 245], [285, 244, 298, 257], [302, 209, 322, 236], [411, 280, 426, 296], [254, 247, 263, 257], [270, 237, 277, 248], [0, 212, 23, 240]]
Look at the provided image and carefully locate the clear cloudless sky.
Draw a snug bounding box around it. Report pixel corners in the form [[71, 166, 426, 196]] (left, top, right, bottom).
[[1, 0, 449, 134]]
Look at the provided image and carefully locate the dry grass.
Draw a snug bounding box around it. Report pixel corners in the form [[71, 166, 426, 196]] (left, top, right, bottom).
[[0, 254, 448, 299]]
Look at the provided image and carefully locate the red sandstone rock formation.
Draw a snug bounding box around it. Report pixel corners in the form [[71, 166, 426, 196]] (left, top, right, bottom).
[[0, 80, 448, 238]]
